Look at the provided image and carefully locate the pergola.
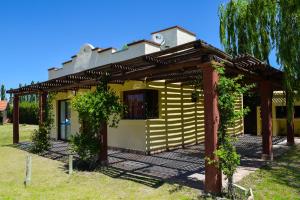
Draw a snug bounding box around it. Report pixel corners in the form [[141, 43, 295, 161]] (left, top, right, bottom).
[[7, 39, 291, 193]]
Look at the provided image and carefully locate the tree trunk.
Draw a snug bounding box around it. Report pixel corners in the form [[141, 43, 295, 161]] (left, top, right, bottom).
[[98, 122, 108, 165], [227, 175, 234, 199], [286, 90, 295, 145]]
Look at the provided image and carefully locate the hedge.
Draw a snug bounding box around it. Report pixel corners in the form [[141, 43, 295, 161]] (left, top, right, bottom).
[[7, 102, 39, 125]]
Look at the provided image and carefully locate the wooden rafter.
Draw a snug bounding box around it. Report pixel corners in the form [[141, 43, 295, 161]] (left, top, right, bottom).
[[6, 39, 283, 95], [111, 64, 135, 71]]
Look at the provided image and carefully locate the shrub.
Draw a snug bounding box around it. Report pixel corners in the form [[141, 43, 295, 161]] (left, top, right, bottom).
[[31, 93, 55, 153], [70, 131, 100, 162], [30, 125, 51, 153]]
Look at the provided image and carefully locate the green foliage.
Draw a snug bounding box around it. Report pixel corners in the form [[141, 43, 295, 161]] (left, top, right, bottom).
[[219, 0, 300, 125], [7, 102, 39, 124], [1, 84, 5, 100], [122, 44, 129, 50], [70, 78, 124, 161], [30, 125, 51, 153], [191, 74, 203, 102], [70, 131, 100, 162], [17, 82, 38, 103], [216, 67, 253, 135], [43, 93, 55, 130], [207, 65, 254, 198], [31, 93, 55, 153]]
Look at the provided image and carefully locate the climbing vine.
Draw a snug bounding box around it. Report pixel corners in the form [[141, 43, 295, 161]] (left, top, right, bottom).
[[206, 65, 254, 198], [70, 76, 125, 163], [31, 92, 56, 153]]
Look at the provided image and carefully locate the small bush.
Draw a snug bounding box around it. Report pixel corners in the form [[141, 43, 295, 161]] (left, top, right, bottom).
[[70, 131, 100, 162], [30, 93, 55, 153], [30, 125, 51, 153]]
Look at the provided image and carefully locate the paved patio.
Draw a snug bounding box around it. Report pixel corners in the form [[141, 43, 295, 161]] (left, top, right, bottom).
[[18, 134, 295, 189]]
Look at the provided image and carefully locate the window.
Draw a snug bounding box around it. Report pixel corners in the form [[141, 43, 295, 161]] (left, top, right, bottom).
[[276, 106, 286, 118], [276, 106, 300, 119], [294, 106, 300, 118], [123, 89, 158, 119]]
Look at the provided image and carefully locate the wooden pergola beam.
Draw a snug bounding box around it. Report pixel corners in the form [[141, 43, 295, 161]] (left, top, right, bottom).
[[144, 55, 169, 65], [111, 64, 135, 71], [118, 58, 203, 81], [146, 69, 201, 82]]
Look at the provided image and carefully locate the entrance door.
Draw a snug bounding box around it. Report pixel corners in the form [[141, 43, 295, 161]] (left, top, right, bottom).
[[59, 100, 71, 140]]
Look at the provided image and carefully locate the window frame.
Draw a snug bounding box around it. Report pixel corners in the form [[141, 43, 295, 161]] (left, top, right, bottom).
[[123, 89, 159, 120]]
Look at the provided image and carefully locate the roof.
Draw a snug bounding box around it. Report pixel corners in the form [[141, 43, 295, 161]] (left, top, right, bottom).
[[151, 26, 196, 36], [127, 40, 160, 47], [0, 101, 8, 111], [7, 39, 283, 95]]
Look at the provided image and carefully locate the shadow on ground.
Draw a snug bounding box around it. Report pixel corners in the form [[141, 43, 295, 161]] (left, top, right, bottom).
[[15, 135, 286, 190]]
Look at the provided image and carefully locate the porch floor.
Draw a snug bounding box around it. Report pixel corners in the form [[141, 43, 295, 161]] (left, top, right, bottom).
[[18, 134, 297, 189]]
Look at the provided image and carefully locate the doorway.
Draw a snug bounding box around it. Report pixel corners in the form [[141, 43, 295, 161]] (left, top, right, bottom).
[[58, 100, 71, 140]]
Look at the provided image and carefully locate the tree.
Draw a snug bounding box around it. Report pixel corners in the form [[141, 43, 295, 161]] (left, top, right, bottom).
[[1, 84, 5, 100], [70, 76, 124, 166], [219, 0, 300, 144]]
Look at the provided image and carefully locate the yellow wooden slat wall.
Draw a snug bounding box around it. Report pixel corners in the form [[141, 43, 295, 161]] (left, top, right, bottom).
[[145, 81, 243, 154]]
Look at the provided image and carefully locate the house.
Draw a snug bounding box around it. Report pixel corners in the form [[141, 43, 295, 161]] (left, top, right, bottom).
[[257, 91, 300, 136], [47, 26, 244, 154], [0, 100, 8, 124], [7, 25, 285, 193]]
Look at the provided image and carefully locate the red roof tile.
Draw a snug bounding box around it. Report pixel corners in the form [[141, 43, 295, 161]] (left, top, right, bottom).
[[0, 101, 8, 111]]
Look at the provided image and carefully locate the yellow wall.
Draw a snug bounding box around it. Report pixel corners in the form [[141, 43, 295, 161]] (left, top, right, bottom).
[[50, 80, 244, 154], [50, 90, 89, 139], [257, 91, 300, 136], [50, 81, 150, 152], [145, 81, 243, 153]]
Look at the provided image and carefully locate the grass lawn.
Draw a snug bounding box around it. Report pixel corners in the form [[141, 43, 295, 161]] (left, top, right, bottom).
[[239, 145, 300, 200], [1, 123, 300, 199], [0, 124, 200, 200]]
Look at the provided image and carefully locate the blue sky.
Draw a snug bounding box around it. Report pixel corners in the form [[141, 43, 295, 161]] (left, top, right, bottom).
[[0, 0, 277, 92]]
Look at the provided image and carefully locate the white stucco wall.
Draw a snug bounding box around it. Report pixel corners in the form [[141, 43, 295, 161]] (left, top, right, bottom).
[[176, 29, 196, 45], [48, 42, 160, 80], [48, 26, 197, 80], [151, 27, 196, 48], [108, 120, 146, 152]]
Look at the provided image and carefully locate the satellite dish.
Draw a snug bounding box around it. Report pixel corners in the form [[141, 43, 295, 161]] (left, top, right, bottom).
[[152, 33, 166, 46]]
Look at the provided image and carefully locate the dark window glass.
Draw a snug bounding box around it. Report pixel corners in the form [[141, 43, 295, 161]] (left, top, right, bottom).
[[123, 89, 158, 119], [276, 106, 300, 118], [276, 106, 286, 118], [294, 106, 300, 118]]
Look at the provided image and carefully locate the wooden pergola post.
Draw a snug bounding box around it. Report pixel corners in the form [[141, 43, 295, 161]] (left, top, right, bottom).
[[202, 63, 222, 194], [259, 80, 273, 160], [13, 95, 20, 144], [39, 92, 47, 125], [99, 122, 108, 164], [286, 91, 295, 145], [99, 81, 108, 165]]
